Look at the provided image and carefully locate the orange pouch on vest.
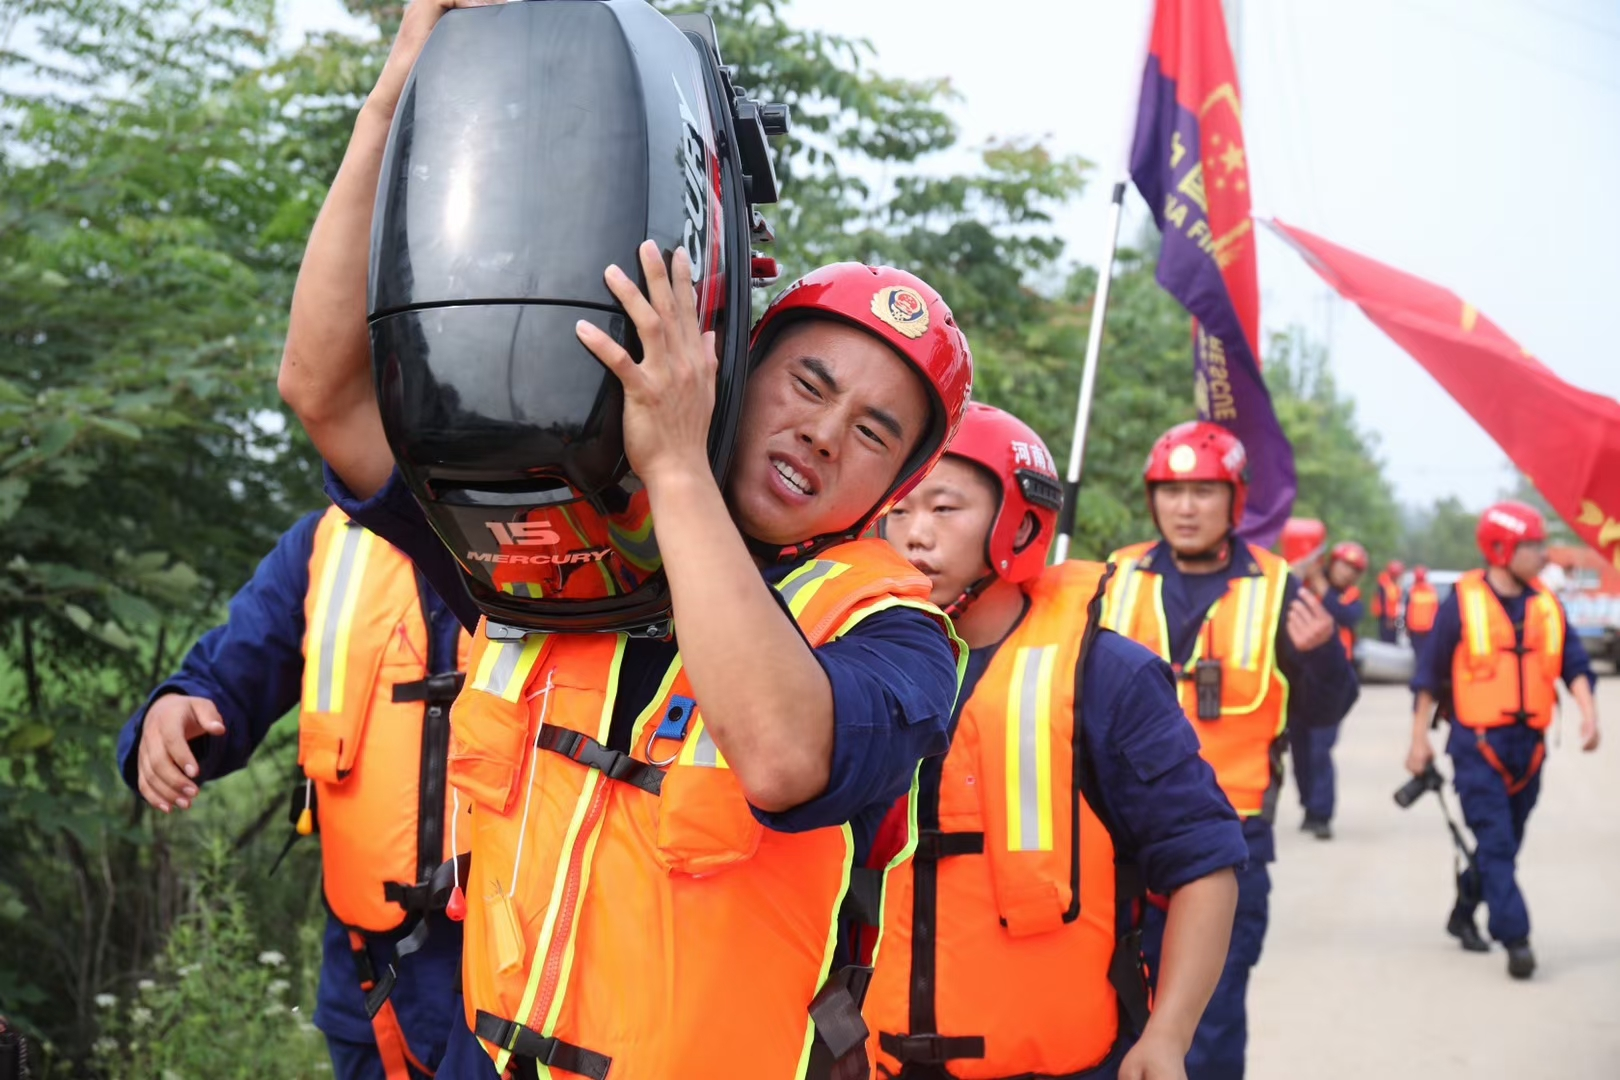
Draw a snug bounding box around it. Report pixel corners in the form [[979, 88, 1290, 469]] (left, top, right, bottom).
[[299, 645, 390, 785], [654, 738, 764, 875], [993, 869, 1068, 938], [446, 695, 531, 816]]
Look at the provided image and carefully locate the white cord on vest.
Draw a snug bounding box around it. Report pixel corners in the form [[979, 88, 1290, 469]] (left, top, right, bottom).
[[450, 787, 462, 891], [509, 668, 555, 894]]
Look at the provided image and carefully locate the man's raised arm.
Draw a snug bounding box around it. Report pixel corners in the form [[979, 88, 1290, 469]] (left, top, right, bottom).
[[278, 0, 497, 497]]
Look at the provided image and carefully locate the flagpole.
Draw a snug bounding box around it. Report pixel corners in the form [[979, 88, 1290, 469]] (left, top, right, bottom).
[[1052, 178, 1127, 565]]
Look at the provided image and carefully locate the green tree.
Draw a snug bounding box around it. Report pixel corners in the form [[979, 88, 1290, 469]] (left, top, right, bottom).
[[1401, 496, 1482, 571], [0, 0, 364, 1059]]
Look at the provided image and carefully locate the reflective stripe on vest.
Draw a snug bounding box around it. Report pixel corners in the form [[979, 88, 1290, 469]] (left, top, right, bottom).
[[866, 560, 1137, 1078], [1101, 541, 1291, 816], [447, 539, 958, 1080], [298, 506, 472, 933], [1452, 570, 1564, 731], [1006, 645, 1058, 853], [304, 520, 377, 717]]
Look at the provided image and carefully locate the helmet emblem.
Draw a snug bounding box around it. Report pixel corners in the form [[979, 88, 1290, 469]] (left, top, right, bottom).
[[1168, 444, 1199, 474], [872, 286, 930, 338]]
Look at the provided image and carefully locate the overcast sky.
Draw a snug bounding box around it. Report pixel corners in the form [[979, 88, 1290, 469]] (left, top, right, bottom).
[[283, 0, 1620, 512]]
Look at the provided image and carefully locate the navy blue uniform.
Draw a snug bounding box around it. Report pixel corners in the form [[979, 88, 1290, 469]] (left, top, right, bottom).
[[1289, 584, 1366, 826], [949, 625, 1248, 1078], [116, 512, 465, 1079], [1132, 541, 1359, 1080], [330, 468, 961, 1079], [1411, 581, 1593, 945]]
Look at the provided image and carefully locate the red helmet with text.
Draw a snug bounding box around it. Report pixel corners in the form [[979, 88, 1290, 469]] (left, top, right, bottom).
[[751, 263, 974, 546], [1280, 518, 1328, 569], [945, 403, 1064, 586], [1477, 500, 1547, 567], [1143, 421, 1249, 527], [1330, 540, 1369, 573]]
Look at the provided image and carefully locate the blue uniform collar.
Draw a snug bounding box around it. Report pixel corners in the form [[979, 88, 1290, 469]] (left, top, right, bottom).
[[1138, 538, 1266, 579]]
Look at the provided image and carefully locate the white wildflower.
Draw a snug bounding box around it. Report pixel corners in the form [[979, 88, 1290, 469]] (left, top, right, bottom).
[[94, 993, 118, 1009], [92, 1037, 118, 1055], [131, 1007, 153, 1028], [162, 1070, 185, 1080], [137, 979, 157, 993], [267, 978, 290, 997], [256, 950, 286, 967], [175, 964, 198, 978], [263, 1002, 287, 1018]]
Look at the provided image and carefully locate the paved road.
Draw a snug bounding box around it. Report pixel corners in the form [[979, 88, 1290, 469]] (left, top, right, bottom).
[[1249, 682, 1620, 1079]]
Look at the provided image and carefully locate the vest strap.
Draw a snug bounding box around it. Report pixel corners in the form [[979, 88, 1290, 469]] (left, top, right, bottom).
[[1472, 731, 1547, 796], [877, 1032, 986, 1065], [349, 930, 435, 1079], [807, 965, 875, 1076], [473, 1011, 612, 1080], [912, 829, 984, 863], [536, 724, 665, 797], [383, 852, 471, 918], [843, 866, 886, 928], [1107, 862, 1150, 1038], [391, 671, 466, 703]]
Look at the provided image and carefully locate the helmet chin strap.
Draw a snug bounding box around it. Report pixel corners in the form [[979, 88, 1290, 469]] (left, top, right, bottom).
[[1172, 535, 1233, 567], [944, 572, 998, 620]]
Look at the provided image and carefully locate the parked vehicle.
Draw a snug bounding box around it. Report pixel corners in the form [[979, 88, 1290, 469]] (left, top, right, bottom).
[[1547, 545, 1620, 672]]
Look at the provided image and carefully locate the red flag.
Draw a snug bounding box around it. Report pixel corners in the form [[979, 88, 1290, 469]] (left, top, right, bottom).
[[1267, 219, 1620, 571]]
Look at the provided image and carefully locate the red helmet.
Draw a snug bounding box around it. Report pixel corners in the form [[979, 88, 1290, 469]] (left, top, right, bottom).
[[1143, 421, 1249, 527], [1413, 565, 1429, 583], [1330, 540, 1369, 572], [751, 263, 974, 541], [1280, 518, 1328, 568], [1477, 500, 1547, 567], [944, 403, 1064, 585], [1385, 560, 1406, 577]]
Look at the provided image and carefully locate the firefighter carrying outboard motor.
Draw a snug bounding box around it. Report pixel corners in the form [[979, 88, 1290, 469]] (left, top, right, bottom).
[[281, 1, 977, 1077]]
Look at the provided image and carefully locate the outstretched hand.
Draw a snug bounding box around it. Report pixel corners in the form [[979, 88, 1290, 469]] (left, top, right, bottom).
[[136, 695, 227, 813], [575, 241, 718, 489]]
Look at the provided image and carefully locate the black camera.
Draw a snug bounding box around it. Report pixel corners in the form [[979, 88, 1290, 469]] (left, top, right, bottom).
[[1393, 764, 1445, 809]]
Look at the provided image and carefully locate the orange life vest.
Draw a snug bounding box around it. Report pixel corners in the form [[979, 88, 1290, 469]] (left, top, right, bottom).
[[447, 540, 958, 1080], [1101, 541, 1290, 818], [865, 561, 1145, 1080], [1372, 572, 1401, 623], [1406, 582, 1439, 634], [298, 506, 473, 933], [1336, 585, 1361, 661], [1451, 570, 1564, 732]]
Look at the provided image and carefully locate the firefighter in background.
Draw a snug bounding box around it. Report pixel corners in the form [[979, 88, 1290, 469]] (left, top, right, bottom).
[[1407, 501, 1601, 979], [1290, 537, 1367, 840], [119, 509, 471, 1079], [1100, 423, 1359, 1080], [870, 404, 1246, 1080], [1371, 559, 1405, 643], [1405, 565, 1440, 662]]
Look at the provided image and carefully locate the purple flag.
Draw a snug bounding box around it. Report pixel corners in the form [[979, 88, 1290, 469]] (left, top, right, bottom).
[[1130, 0, 1296, 547]]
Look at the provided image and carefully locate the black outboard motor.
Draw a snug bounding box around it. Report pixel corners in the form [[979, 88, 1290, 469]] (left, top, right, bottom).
[[369, 0, 787, 637]]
